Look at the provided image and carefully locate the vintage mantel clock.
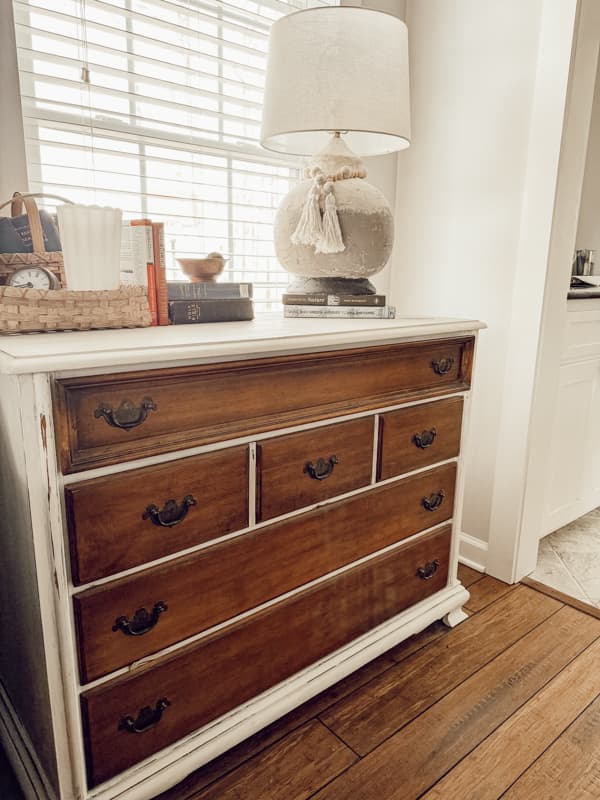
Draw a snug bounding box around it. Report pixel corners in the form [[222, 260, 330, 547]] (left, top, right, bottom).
[[6, 264, 60, 290]]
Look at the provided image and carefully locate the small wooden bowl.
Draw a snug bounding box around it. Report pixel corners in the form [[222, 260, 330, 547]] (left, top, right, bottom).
[[177, 257, 226, 283]]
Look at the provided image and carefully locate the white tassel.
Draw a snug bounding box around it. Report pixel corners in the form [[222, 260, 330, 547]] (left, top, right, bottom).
[[291, 182, 323, 247], [316, 189, 344, 254]]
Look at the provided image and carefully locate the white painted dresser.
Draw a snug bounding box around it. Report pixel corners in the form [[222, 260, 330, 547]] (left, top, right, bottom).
[[0, 315, 483, 800]]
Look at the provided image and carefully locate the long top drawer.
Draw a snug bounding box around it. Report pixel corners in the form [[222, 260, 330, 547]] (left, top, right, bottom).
[[54, 338, 474, 472]]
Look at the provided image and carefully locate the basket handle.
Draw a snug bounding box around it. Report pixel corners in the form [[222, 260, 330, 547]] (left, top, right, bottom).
[[0, 192, 73, 253]]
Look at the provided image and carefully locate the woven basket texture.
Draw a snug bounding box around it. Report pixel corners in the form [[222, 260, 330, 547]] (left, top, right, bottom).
[[0, 285, 152, 333]]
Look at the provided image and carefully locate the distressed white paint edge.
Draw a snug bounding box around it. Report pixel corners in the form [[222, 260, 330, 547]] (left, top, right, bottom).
[[87, 583, 469, 800], [458, 532, 489, 573], [26, 374, 89, 800], [445, 335, 479, 590], [0, 681, 55, 800], [0, 317, 484, 376]]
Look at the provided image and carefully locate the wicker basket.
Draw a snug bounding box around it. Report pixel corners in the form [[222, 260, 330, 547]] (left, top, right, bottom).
[[0, 285, 152, 333], [0, 192, 71, 287]]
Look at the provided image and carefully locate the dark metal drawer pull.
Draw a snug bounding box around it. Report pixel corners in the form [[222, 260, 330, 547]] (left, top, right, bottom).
[[417, 559, 440, 580], [112, 601, 167, 637], [304, 455, 339, 481], [118, 698, 170, 734], [94, 397, 157, 430], [431, 357, 454, 376], [413, 428, 437, 449], [421, 490, 446, 511], [143, 495, 196, 528]]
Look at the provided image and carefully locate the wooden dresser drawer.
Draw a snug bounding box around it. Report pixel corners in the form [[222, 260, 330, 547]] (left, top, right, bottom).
[[66, 446, 249, 585], [54, 338, 474, 473], [74, 462, 456, 682], [257, 417, 374, 521], [378, 397, 464, 481], [81, 525, 451, 787]]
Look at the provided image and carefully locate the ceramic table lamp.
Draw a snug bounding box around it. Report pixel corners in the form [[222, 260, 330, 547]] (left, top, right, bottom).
[[261, 6, 410, 294]]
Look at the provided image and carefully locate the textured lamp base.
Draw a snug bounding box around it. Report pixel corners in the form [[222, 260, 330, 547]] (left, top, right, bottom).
[[287, 277, 377, 295]]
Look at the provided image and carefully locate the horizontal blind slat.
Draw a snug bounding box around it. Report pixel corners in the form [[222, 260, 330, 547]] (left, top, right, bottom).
[[14, 0, 338, 307]]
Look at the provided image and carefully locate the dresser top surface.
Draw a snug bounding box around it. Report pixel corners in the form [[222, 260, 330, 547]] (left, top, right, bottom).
[[0, 313, 484, 375]]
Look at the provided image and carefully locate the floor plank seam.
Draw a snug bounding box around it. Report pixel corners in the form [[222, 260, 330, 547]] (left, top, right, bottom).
[[316, 717, 362, 760], [463, 583, 517, 614], [414, 630, 600, 800], [495, 693, 600, 799], [334, 599, 568, 760]]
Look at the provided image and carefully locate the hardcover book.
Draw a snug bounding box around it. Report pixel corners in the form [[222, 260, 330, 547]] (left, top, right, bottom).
[[168, 281, 253, 300], [282, 292, 386, 307], [152, 222, 169, 326], [130, 219, 158, 325], [168, 297, 254, 324], [283, 304, 396, 320]]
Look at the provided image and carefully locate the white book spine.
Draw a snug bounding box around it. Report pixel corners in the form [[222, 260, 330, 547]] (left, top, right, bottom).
[[283, 305, 396, 319]]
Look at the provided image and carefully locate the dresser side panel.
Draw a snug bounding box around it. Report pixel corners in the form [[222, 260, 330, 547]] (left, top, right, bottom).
[[0, 373, 59, 793]]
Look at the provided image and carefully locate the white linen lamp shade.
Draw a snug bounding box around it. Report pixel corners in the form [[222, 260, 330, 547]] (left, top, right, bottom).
[[261, 6, 411, 293]]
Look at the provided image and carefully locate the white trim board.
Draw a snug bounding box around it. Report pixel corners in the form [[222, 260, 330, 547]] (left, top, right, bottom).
[[458, 532, 488, 573]]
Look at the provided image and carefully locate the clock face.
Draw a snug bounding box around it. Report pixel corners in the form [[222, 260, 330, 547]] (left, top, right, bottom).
[[7, 267, 58, 290]]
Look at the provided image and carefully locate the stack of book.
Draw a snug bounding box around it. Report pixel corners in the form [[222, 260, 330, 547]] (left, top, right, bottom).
[[167, 281, 254, 324], [282, 292, 395, 319]]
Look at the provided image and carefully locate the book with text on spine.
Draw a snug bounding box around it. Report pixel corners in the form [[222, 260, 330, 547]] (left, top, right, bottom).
[[151, 222, 169, 326], [168, 297, 254, 324], [130, 219, 157, 325], [167, 281, 253, 300], [282, 293, 386, 307], [283, 305, 396, 320]]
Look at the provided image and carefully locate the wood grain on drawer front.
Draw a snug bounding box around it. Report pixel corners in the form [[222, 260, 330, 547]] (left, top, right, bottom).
[[256, 417, 374, 522], [54, 338, 474, 473], [73, 462, 456, 683], [378, 397, 464, 481], [65, 446, 248, 585], [81, 525, 451, 787]]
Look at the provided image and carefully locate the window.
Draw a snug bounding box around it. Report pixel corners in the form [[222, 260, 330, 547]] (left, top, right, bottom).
[[12, 0, 337, 309]]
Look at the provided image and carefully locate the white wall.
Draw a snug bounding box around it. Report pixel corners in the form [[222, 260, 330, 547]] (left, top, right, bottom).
[[576, 57, 600, 253], [390, 0, 577, 568], [0, 0, 28, 201]]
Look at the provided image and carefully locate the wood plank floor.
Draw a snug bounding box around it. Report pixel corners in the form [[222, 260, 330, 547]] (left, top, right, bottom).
[[157, 566, 600, 800]]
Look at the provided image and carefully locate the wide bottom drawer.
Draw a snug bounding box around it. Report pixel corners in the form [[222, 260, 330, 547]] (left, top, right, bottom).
[[81, 525, 452, 787]]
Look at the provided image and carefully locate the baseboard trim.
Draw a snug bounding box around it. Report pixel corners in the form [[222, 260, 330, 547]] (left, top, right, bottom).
[[458, 532, 488, 573], [0, 681, 56, 800]]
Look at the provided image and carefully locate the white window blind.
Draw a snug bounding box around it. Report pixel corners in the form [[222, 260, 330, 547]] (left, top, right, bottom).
[[12, 0, 337, 309]]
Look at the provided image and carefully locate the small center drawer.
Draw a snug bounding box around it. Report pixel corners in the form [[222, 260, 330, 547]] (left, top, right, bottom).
[[257, 417, 374, 521], [378, 397, 463, 480], [81, 525, 452, 787], [66, 446, 249, 585], [74, 462, 456, 682]]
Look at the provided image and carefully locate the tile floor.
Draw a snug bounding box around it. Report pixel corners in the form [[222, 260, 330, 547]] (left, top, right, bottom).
[[531, 508, 600, 607]]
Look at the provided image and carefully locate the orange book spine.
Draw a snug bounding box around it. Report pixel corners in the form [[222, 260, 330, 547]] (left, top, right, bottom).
[[131, 219, 158, 326], [152, 222, 169, 326]]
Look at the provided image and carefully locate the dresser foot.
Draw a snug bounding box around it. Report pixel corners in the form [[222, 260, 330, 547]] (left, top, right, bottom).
[[442, 607, 469, 628]]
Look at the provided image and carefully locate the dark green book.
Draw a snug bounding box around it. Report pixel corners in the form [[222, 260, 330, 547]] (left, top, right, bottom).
[[167, 281, 253, 300], [168, 297, 254, 324]]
